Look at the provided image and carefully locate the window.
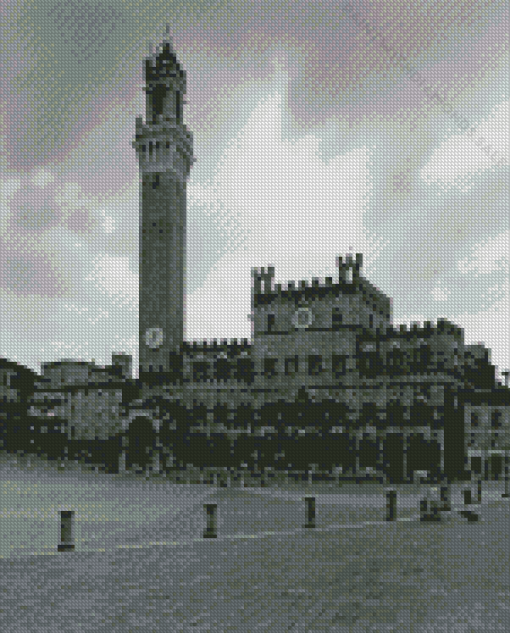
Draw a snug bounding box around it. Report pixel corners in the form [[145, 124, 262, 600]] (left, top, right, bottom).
[[470, 411, 479, 428], [236, 358, 254, 384], [267, 313, 275, 333], [332, 355, 347, 377], [359, 352, 379, 377], [284, 356, 299, 376], [387, 349, 404, 375], [369, 314, 374, 328], [263, 358, 278, 378], [307, 355, 323, 376], [332, 308, 342, 330], [214, 358, 231, 381], [491, 410, 502, 429], [168, 352, 183, 382], [192, 361, 209, 382], [153, 174, 160, 189], [412, 345, 431, 372]]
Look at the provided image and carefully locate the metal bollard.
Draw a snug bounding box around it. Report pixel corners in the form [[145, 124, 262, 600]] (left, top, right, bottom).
[[475, 477, 482, 504], [421, 489, 441, 521], [304, 496, 316, 528], [439, 483, 451, 511], [58, 510, 75, 552], [463, 488, 472, 505], [420, 497, 429, 520], [386, 489, 397, 521], [502, 463, 509, 498], [203, 503, 217, 538]]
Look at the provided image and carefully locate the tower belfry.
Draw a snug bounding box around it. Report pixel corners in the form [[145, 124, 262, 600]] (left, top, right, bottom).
[[133, 29, 194, 378]]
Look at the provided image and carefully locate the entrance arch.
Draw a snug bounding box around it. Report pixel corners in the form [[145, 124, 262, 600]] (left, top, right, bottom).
[[127, 416, 156, 471]]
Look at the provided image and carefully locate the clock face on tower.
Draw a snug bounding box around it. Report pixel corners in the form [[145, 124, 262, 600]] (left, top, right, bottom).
[[293, 307, 313, 329], [145, 327, 164, 349]]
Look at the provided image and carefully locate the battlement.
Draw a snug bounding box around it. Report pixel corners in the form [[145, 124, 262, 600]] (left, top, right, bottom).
[[385, 318, 464, 338], [251, 254, 363, 297], [182, 338, 251, 354]]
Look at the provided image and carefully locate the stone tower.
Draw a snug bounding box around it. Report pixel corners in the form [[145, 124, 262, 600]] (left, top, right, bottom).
[[133, 27, 194, 377]]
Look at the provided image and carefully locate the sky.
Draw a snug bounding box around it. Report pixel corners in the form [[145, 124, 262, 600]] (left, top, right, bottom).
[[0, 0, 508, 380]]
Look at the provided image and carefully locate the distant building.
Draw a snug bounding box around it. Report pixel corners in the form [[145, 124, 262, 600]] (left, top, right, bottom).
[[0, 358, 37, 453], [28, 354, 137, 442], [462, 387, 510, 479]]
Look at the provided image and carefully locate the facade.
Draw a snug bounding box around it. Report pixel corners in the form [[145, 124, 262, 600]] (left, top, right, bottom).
[[26, 354, 138, 467], [126, 33, 508, 482], [0, 358, 37, 452], [462, 388, 510, 480]]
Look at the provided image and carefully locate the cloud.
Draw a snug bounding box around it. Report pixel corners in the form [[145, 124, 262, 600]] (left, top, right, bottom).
[[87, 254, 137, 310], [457, 230, 510, 276], [30, 168, 55, 188], [419, 99, 509, 190], [431, 287, 450, 302]]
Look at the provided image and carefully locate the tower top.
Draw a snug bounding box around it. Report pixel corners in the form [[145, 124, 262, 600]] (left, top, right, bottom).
[[145, 25, 184, 83]]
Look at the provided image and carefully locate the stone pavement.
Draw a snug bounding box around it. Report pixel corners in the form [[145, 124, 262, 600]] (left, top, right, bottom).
[[0, 493, 508, 632]]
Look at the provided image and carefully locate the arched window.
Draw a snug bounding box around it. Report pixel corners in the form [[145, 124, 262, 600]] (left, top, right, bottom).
[[412, 343, 431, 373], [332, 307, 342, 330], [192, 361, 209, 382], [386, 345, 404, 376], [386, 402, 405, 426], [214, 357, 231, 381], [410, 401, 433, 426], [360, 402, 379, 427], [213, 403, 229, 426], [236, 356, 254, 384]]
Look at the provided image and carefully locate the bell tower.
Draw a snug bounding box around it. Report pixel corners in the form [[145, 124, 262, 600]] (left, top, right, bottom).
[[133, 26, 194, 378]]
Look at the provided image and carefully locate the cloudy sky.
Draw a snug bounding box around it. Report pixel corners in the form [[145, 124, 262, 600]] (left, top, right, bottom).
[[1, 0, 508, 380]]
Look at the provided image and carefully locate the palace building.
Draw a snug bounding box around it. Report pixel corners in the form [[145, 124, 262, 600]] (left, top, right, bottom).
[[124, 30, 508, 482]]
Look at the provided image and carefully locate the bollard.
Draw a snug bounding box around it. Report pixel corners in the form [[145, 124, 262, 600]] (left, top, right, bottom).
[[419, 497, 429, 520], [58, 510, 75, 552], [421, 490, 441, 521], [386, 489, 397, 521], [203, 503, 217, 538], [439, 483, 451, 511], [304, 496, 316, 528], [475, 477, 482, 504], [502, 463, 509, 498], [463, 488, 472, 505]]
